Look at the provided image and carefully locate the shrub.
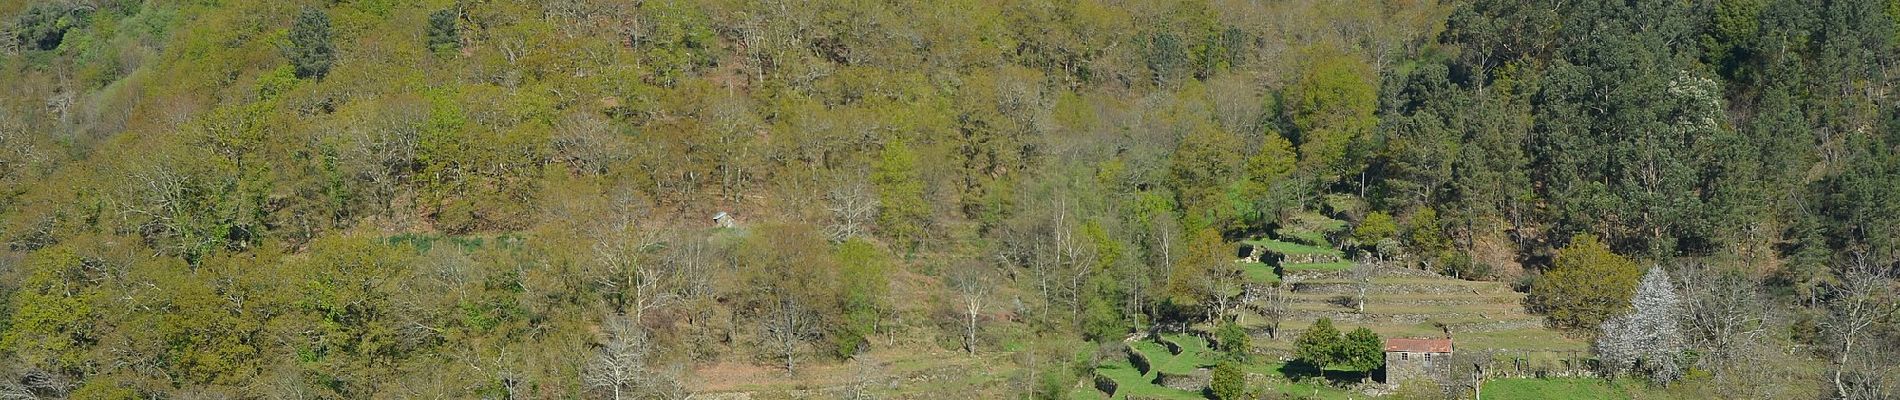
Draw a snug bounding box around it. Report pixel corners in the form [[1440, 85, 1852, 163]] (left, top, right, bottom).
[[1215, 321, 1250, 358], [1210, 361, 1246, 400]]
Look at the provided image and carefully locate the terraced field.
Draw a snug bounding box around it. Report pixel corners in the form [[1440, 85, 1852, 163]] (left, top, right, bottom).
[[1079, 335, 1221, 399], [1241, 267, 1586, 361], [1079, 234, 1584, 399]]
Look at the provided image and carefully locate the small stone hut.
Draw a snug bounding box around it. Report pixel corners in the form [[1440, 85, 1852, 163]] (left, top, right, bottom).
[[1384, 337, 1453, 384]]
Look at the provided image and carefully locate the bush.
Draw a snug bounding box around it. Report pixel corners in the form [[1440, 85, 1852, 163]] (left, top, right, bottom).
[[1210, 361, 1246, 400], [1215, 321, 1250, 358]]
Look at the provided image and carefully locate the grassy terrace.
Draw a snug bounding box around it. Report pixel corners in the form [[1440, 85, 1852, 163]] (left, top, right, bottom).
[[1240, 261, 1279, 284], [1087, 343, 1204, 399], [1152, 334, 1219, 374], [1243, 238, 1343, 257]]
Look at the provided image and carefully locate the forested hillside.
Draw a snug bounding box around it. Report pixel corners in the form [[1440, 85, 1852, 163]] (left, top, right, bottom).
[[0, 0, 1896, 398]]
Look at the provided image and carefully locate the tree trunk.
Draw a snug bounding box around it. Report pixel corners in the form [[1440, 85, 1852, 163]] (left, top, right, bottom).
[[966, 305, 978, 355]]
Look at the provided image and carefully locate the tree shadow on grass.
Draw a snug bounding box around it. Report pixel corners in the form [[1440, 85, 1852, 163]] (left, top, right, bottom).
[[1276, 360, 1373, 386]]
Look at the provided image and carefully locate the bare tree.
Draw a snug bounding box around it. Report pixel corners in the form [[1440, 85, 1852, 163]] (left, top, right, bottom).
[[331, 98, 424, 213], [584, 189, 676, 325], [1350, 260, 1376, 313], [950, 265, 993, 355], [0, 118, 41, 188], [824, 171, 879, 242], [584, 315, 688, 400], [1447, 348, 1497, 400], [0, 367, 71, 400], [761, 294, 818, 373], [1676, 262, 1770, 389], [1824, 253, 1899, 399], [842, 353, 885, 400], [1259, 282, 1292, 339], [551, 112, 628, 176]]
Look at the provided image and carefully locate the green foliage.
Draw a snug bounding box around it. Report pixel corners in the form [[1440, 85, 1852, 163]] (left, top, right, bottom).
[[1293, 318, 1341, 370], [1215, 320, 1250, 357], [1289, 49, 1376, 173], [287, 6, 334, 79], [0, 0, 1895, 396], [631, 0, 718, 86], [68, 378, 139, 400], [8, 3, 88, 51], [427, 8, 459, 55], [1337, 327, 1383, 374], [1528, 234, 1642, 331], [1291, 320, 1382, 378], [1405, 208, 1454, 270], [833, 238, 889, 356], [1353, 211, 1397, 247], [2, 245, 98, 371], [1171, 120, 1245, 221], [1210, 360, 1247, 400], [1247, 134, 1297, 184], [1166, 227, 1226, 307], [874, 140, 929, 251]]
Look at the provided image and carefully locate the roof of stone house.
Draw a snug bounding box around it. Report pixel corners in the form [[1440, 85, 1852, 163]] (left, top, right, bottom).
[[1384, 338, 1453, 353]]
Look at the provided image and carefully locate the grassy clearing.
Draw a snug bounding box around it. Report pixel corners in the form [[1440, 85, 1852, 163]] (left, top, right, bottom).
[[1244, 239, 1343, 257]]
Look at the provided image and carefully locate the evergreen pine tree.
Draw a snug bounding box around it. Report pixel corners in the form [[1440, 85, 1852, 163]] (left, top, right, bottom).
[[288, 7, 334, 79]]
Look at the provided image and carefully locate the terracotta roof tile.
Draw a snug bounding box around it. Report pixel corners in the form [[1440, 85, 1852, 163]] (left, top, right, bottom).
[[1384, 338, 1453, 353]]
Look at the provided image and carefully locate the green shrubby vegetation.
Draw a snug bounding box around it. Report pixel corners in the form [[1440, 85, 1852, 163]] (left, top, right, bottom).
[[0, 0, 1894, 398]]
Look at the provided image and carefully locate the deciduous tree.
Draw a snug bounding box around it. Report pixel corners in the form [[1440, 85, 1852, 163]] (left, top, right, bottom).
[[1595, 266, 1686, 384], [1528, 234, 1641, 331]]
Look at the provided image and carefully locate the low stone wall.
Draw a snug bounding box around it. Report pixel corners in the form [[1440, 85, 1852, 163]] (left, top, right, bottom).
[[1293, 281, 1491, 296], [1155, 336, 1184, 355], [1127, 343, 1153, 375], [1092, 371, 1119, 396], [1280, 253, 1342, 264], [1154, 368, 1212, 392]]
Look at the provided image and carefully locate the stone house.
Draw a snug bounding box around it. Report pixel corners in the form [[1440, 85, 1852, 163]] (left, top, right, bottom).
[[1384, 337, 1453, 384]]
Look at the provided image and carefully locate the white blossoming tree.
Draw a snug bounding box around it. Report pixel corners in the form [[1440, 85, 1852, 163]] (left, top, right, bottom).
[[1595, 266, 1686, 384]]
